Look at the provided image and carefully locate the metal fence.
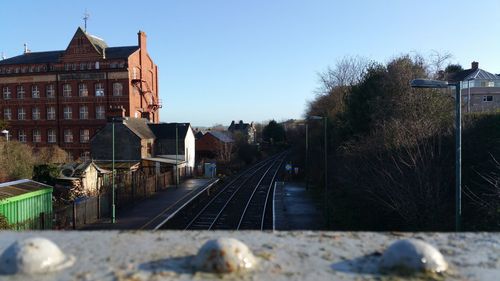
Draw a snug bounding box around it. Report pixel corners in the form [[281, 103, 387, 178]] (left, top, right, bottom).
[[53, 171, 173, 229]]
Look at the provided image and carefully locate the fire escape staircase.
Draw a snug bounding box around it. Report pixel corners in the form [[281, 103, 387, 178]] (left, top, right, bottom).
[[131, 78, 162, 112]]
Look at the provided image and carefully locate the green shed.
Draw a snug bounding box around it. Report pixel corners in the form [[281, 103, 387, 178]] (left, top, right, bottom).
[[0, 179, 53, 230]]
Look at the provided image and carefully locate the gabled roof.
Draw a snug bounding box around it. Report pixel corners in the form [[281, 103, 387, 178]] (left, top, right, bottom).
[[449, 68, 500, 82], [105, 46, 139, 59], [122, 118, 155, 139], [148, 123, 192, 140], [228, 120, 253, 131], [207, 131, 234, 143]]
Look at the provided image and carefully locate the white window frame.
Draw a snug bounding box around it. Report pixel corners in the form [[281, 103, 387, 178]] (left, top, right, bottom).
[[17, 85, 25, 99], [79, 106, 89, 119], [32, 85, 40, 98], [47, 106, 56, 120], [46, 84, 55, 98], [47, 129, 56, 143], [96, 105, 105, 119], [18, 130, 27, 143], [32, 129, 41, 143], [63, 106, 72, 120], [3, 108, 12, 120], [79, 83, 88, 97], [113, 82, 123, 96], [64, 129, 73, 143], [32, 107, 41, 120], [18, 108, 26, 120], [63, 84, 72, 97], [2, 87, 11, 99], [80, 129, 90, 143], [95, 83, 105, 96]]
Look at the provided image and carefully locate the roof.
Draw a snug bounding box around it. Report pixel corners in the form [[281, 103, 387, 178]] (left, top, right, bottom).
[[148, 123, 191, 140], [105, 46, 139, 59], [449, 68, 500, 82], [93, 161, 140, 170], [228, 120, 253, 131], [142, 157, 187, 166], [0, 179, 52, 201], [122, 118, 155, 139], [207, 131, 234, 143], [0, 51, 63, 65]]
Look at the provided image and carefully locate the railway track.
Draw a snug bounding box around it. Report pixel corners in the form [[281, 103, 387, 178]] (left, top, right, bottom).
[[157, 152, 286, 230]]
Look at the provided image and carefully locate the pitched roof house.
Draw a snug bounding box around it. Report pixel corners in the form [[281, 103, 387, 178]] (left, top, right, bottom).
[[196, 131, 234, 163], [448, 61, 500, 113], [228, 120, 256, 143]]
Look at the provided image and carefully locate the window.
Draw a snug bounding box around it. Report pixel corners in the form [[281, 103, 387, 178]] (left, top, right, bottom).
[[17, 85, 25, 99], [80, 62, 86, 70], [80, 151, 91, 161], [113, 82, 123, 96], [63, 84, 72, 97], [46, 84, 55, 98], [79, 105, 88, 119], [95, 83, 104, 96], [47, 106, 56, 120], [18, 130, 26, 143], [96, 105, 105, 119], [79, 83, 88, 97], [47, 129, 56, 143], [63, 106, 72, 120], [483, 95, 494, 102], [87, 62, 92, 70], [2, 87, 11, 99], [64, 129, 73, 143], [32, 129, 41, 143], [3, 108, 11, 120], [72, 64, 76, 71], [32, 85, 40, 98], [80, 129, 90, 143], [32, 107, 40, 120], [18, 108, 26, 120]]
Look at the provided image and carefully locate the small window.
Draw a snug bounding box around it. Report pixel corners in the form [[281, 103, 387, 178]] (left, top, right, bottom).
[[79, 106, 89, 119], [47, 129, 56, 143], [79, 83, 88, 97], [3, 108, 12, 120], [17, 85, 25, 99], [63, 84, 72, 97], [18, 130, 27, 142], [80, 129, 90, 143], [32, 85, 40, 98], [483, 95, 494, 102], [113, 82, 123, 96], [32, 129, 41, 143], [32, 107, 40, 120], [63, 106, 72, 120], [95, 83, 104, 96], [96, 105, 106, 119], [18, 108, 26, 120], [64, 129, 73, 143], [47, 106, 56, 120], [80, 62, 86, 70], [46, 84, 55, 98], [2, 87, 11, 99]]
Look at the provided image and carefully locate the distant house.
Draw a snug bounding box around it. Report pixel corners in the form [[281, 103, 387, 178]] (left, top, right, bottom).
[[228, 120, 256, 143], [448, 61, 500, 113], [196, 131, 234, 163], [55, 161, 111, 199], [90, 117, 155, 161], [148, 123, 196, 176]]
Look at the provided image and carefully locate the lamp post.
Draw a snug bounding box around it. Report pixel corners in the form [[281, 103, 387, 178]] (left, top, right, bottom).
[[111, 120, 116, 224], [1, 130, 9, 142], [410, 78, 461, 231], [309, 115, 328, 226], [175, 123, 179, 188]]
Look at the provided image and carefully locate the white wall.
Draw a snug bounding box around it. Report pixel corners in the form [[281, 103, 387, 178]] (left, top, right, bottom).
[[184, 125, 195, 176]]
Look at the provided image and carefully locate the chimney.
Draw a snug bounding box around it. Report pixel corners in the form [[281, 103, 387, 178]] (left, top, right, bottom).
[[471, 61, 479, 70], [23, 43, 30, 54], [138, 31, 147, 50]]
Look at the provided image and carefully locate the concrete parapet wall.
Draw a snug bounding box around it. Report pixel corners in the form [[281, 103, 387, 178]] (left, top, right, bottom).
[[0, 231, 497, 280]]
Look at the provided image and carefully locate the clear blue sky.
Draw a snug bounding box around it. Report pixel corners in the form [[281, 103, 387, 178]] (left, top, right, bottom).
[[1, 0, 500, 127]]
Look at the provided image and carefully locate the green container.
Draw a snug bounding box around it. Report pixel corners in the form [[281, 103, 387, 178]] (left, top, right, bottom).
[[0, 179, 53, 230]]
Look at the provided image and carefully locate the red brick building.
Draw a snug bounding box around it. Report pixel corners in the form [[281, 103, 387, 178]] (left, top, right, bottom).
[[0, 27, 160, 160]]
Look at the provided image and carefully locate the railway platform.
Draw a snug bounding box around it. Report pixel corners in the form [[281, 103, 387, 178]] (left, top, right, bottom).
[[81, 178, 219, 230]]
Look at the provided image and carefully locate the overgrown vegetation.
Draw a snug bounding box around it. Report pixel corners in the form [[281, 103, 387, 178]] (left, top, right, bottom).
[[293, 54, 500, 230]]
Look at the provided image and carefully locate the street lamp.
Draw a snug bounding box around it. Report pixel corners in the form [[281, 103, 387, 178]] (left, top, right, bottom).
[[307, 115, 328, 227], [410, 78, 461, 231], [1, 130, 9, 142]]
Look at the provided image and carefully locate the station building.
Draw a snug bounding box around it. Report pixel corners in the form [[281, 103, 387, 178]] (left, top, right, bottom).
[[0, 27, 161, 160]]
